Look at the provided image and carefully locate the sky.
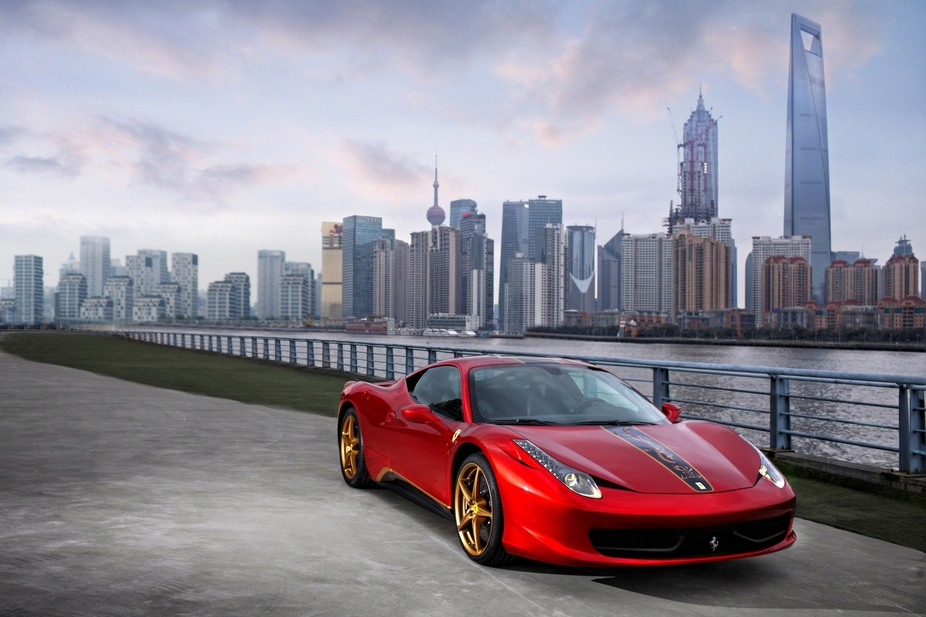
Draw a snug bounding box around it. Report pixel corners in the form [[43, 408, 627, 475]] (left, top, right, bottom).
[[1, 0, 924, 307]]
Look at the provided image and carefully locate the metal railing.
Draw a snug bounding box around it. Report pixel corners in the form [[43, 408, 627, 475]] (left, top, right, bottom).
[[122, 329, 926, 473]]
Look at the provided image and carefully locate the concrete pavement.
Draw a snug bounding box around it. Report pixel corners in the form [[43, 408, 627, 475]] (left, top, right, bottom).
[[1, 350, 923, 616]]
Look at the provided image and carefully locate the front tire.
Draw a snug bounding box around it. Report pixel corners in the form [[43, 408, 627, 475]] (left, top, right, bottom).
[[339, 408, 374, 488], [453, 453, 515, 566]]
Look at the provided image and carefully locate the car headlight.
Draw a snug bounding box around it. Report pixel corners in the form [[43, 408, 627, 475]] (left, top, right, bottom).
[[513, 439, 602, 499], [739, 435, 786, 489]]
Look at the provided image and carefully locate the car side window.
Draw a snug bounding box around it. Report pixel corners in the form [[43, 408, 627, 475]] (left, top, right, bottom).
[[410, 365, 463, 421]]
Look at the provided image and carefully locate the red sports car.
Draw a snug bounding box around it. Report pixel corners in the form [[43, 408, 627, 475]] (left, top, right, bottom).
[[337, 355, 796, 567]]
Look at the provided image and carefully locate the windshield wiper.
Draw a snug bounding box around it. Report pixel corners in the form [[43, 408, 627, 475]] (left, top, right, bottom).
[[492, 418, 558, 426], [571, 420, 658, 426]]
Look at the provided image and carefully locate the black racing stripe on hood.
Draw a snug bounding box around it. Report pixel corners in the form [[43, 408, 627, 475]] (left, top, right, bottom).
[[605, 426, 713, 493]]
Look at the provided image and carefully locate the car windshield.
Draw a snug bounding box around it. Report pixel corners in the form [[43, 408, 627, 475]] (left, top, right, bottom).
[[468, 363, 669, 426]]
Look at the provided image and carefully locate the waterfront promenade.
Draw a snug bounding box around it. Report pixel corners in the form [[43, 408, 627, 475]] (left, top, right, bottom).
[[1, 350, 924, 616]]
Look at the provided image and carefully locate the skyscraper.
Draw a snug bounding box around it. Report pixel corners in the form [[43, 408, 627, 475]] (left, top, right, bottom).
[[409, 231, 430, 328], [428, 225, 461, 316], [566, 225, 595, 314], [279, 274, 311, 323], [784, 13, 831, 303], [342, 216, 382, 319], [539, 223, 566, 327], [527, 196, 563, 262], [394, 239, 410, 325], [672, 230, 732, 315], [460, 211, 494, 328], [678, 92, 718, 221], [104, 276, 134, 322], [206, 281, 237, 321], [125, 255, 154, 297], [449, 199, 477, 228], [597, 230, 623, 312], [14, 255, 43, 325], [321, 222, 343, 324], [498, 200, 529, 330], [171, 253, 198, 318], [257, 249, 285, 319], [883, 253, 919, 301], [763, 256, 812, 313], [80, 236, 110, 298], [372, 238, 394, 318]]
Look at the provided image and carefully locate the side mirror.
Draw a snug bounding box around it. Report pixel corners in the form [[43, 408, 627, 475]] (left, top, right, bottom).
[[401, 404, 435, 424], [661, 402, 681, 423]]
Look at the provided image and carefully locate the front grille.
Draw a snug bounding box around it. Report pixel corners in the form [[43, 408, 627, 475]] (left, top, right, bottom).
[[589, 514, 791, 560]]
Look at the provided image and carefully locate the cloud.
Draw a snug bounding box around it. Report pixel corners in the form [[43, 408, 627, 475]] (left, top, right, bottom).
[[5, 155, 79, 177], [339, 139, 431, 196], [0, 126, 26, 146]]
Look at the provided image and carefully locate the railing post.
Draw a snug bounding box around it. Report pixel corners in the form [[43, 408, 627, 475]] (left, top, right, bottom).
[[251, 337, 258, 358], [386, 346, 395, 380], [406, 348, 414, 374], [910, 388, 926, 474], [239, 337, 245, 356], [263, 338, 269, 360], [453, 350, 462, 358], [227, 336, 232, 354], [428, 349, 437, 365], [274, 339, 281, 362], [208, 335, 213, 352], [652, 367, 669, 409], [769, 376, 792, 450], [322, 342, 330, 368], [289, 340, 297, 363], [337, 344, 344, 371], [216, 336, 221, 353], [366, 346, 374, 377], [899, 385, 913, 472], [349, 344, 358, 373], [307, 341, 315, 367]]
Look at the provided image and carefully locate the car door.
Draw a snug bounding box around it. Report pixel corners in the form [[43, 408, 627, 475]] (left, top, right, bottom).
[[385, 365, 464, 508]]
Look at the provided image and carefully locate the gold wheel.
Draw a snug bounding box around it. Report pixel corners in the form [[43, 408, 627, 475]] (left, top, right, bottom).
[[340, 414, 360, 480], [454, 461, 495, 557]]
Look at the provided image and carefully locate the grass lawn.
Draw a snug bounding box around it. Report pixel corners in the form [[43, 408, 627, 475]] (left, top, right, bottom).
[[0, 331, 349, 416], [2, 331, 924, 552]]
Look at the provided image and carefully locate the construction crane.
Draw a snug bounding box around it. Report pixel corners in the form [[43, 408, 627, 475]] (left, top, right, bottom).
[[665, 108, 683, 234]]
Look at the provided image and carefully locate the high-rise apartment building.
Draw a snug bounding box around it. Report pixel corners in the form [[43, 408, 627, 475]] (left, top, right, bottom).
[[138, 249, 169, 284], [673, 230, 732, 315], [279, 274, 311, 323], [539, 223, 566, 327], [921, 262, 926, 301], [428, 225, 461, 317], [498, 201, 529, 331], [206, 281, 237, 320], [409, 231, 430, 328], [883, 253, 919, 301], [784, 14, 832, 303], [597, 230, 623, 311], [104, 276, 134, 322], [80, 236, 110, 298], [321, 222, 343, 323], [56, 272, 87, 322], [133, 296, 166, 323], [257, 250, 285, 319], [224, 273, 251, 319], [824, 259, 880, 306], [125, 255, 155, 297], [80, 297, 112, 321], [372, 238, 394, 318], [749, 236, 812, 322], [394, 239, 410, 325], [342, 216, 382, 319], [674, 217, 737, 306], [763, 256, 812, 312], [566, 225, 595, 314], [678, 92, 718, 221], [14, 255, 44, 325], [504, 253, 542, 335], [449, 199, 478, 229], [620, 233, 673, 314], [154, 282, 182, 319], [171, 253, 198, 318]]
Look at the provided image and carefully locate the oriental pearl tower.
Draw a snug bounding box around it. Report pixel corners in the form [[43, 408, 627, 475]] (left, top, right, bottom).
[[426, 158, 445, 227]]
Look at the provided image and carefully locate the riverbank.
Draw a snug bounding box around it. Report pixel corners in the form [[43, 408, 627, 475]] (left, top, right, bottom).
[[523, 331, 926, 352]]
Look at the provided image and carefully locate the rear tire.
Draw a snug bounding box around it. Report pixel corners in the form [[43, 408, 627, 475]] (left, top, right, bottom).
[[339, 408, 375, 488], [453, 453, 517, 566]]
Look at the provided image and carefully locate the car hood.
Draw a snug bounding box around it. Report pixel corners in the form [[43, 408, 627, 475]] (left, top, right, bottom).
[[507, 421, 760, 494]]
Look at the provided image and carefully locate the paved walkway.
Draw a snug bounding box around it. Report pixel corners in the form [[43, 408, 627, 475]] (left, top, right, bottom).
[[1, 350, 923, 617]]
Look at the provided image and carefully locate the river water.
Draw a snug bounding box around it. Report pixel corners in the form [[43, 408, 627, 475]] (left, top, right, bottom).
[[125, 326, 925, 469]]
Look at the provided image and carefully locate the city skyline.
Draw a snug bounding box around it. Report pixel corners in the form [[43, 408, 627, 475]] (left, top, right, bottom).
[[0, 2, 924, 307]]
